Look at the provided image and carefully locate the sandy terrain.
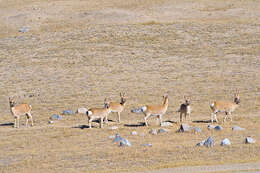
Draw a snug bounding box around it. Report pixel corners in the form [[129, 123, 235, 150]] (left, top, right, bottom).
[[0, 0, 260, 172]]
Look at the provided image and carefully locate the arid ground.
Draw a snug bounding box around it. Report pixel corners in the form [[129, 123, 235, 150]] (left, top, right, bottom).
[[0, 0, 260, 172]]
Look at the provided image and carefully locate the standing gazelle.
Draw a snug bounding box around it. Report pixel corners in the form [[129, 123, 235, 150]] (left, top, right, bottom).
[[178, 96, 191, 123], [86, 99, 110, 128], [210, 90, 240, 123], [106, 92, 126, 123], [131, 94, 169, 127], [9, 97, 33, 128]]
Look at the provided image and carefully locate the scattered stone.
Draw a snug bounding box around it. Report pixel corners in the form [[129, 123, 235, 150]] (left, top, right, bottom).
[[194, 127, 202, 133], [49, 120, 54, 124], [50, 114, 62, 120], [178, 123, 192, 132], [141, 143, 152, 147], [161, 122, 173, 127], [232, 125, 245, 131], [158, 128, 168, 134], [245, 137, 255, 144], [114, 133, 123, 143], [131, 131, 137, 135], [108, 126, 118, 130], [214, 125, 223, 131], [131, 108, 142, 114], [62, 110, 75, 115], [108, 135, 114, 139], [76, 108, 88, 114], [204, 136, 214, 147], [208, 124, 216, 130], [19, 26, 30, 33], [119, 138, 131, 147], [196, 140, 206, 147], [221, 138, 231, 146], [149, 128, 157, 135]]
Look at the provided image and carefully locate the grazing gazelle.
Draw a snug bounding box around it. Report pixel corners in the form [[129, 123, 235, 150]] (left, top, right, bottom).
[[106, 92, 126, 123], [131, 94, 169, 127], [210, 90, 240, 123], [86, 99, 110, 128], [178, 96, 191, 123], [9, 97, 33, 128]]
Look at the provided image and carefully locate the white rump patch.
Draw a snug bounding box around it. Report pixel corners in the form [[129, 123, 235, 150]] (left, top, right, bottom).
[[87, 111, 92, 116], [141, 106, 147, 112], [210, 103, 214, 108]]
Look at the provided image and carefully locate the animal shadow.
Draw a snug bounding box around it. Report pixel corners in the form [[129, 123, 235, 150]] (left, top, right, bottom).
[[73, 125, 90, 129], [124, 122, 146, 127], [0, 122, 14, 126], [192, 120, 211, 123]]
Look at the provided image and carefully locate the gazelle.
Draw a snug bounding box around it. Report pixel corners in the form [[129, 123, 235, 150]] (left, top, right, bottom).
[[178, 96, 191, 123], [131, 94, 169, 127], [210, 90, 240, 123], [106, 92, 126, 123], [86, 99, 110, 128], [9, 97, 33, 128]]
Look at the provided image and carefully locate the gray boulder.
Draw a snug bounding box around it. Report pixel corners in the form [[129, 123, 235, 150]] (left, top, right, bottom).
[[119, 138, 131, 147], [62, 110, 75, 115], [221, 138, 231, 146], [50, 114, 62, 120], [149, 128, 157, 135], [232, 125, 245, 131], [158, 128, 168, 134], [19, 26, 30, 33], [204, 136, 214, 147], [76, 108, 88, 114], [161, 122, 173, 127], [49, 120, 54, 124], [131, 131, 137, 135], [114, 133, 123, 142], [214, 125, 223, 131], [196, 140, 206, 147], [245, 137, 255, 144], [108, 126, 118, 130], [178, 123, 192, 132], [141, 143, 152, 147], [208, 124, 216, 130]]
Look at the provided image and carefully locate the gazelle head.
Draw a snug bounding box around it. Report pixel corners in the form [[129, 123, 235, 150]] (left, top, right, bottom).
[[234, 90, 240, 104], [104, 98, 110, 109], [9, 97, 16, 107], [120, 92, 126, 104], [184, 96, 191, 106]]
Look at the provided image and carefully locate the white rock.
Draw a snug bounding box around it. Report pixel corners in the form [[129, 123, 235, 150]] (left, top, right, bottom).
[[76, 108, 88, 114]]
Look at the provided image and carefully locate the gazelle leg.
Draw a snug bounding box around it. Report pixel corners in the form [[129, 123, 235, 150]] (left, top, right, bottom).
[[159, 115, 163, 126], [88, 119, 92, 129], [144, 113, 151, 127], [17, 116, 20, 128], [224, 112, 228, 123], [230, 113, 232, 122], [104, 114, 108, 124], [118, 112, 121, 123], [26, 114, 29, 127], [100, 117, 104, 128], [14, 118, 17, 128], [180, 113, 183, 123]]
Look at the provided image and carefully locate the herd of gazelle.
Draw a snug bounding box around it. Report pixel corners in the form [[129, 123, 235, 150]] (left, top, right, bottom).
[[8, 90, 240, 128]]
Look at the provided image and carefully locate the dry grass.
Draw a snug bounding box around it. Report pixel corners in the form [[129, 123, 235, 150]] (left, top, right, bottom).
[[0, 0, 260, 172]]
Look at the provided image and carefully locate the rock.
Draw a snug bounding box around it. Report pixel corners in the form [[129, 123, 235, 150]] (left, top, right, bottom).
[[131, 131, 137, 135], [50, 114, 62, 120], [108, 135, 114, 139], [108, 126, 118, 130], [204, 136, 214, 147], [194, 127, 202, 133], [161, 122, 173, 127], [19, 26, 30, 33], [149, 128, 157, 135], [76, 108, 88, 114], [141, 143, 152, 147], [221, 138, 231, 146], [232, 125, 245, 131], [196, 140, 205, 147], [114, 133, 123, 143], [131, 108, 142, 114], [208, 124, 216, 130], [49, 120, 54, 124], [178, 123, 192, 132], [119, 138, 131, 147], [158, 128, 168, 134], [62, 110, 75, 115], [245, 137, 255, 144], [214, 125, 223, 131]]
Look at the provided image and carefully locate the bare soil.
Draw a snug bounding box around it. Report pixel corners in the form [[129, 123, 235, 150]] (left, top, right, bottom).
[[0, 0, 260, 172]]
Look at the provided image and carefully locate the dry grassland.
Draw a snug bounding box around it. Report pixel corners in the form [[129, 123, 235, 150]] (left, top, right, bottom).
[[0, 0, 260, 172]]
